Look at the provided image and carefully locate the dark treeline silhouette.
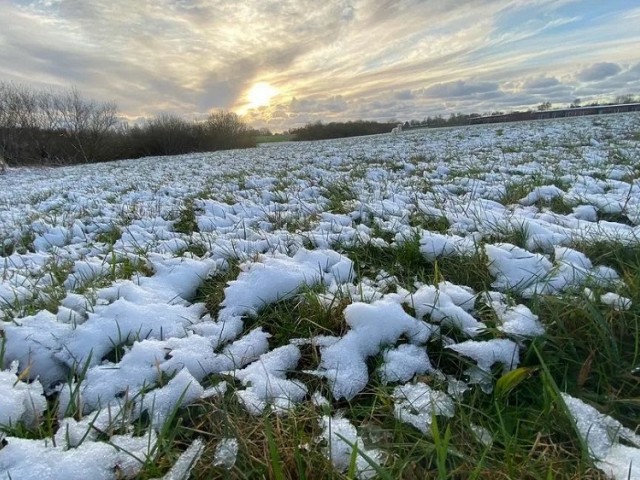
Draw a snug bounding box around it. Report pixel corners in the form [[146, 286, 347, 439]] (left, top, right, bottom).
[[290, 120, 397, 141], [0, 82, 255, 166]]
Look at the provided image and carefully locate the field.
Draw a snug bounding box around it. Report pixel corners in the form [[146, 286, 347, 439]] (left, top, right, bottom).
[[1, 114, 639, 479]]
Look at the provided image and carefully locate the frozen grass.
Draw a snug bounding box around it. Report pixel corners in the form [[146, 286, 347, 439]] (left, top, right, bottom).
[[1, 113, 639, 479]]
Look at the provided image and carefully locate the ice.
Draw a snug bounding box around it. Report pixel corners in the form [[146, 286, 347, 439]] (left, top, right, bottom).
[[213, 438, 239, 469], [562, 393, 640, 480], [393, 382, 455, 434], [319, 415, 382, 479], [447, 339, 520, 391]]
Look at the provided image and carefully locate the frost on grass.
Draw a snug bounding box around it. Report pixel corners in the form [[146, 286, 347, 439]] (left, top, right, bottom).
[[319, 415, 382, 479], [562, 393, 640, 480]]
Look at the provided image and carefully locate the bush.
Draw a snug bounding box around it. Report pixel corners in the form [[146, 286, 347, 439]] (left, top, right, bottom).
[[0, 81, 256, 166], [290, 120, 397, 141]]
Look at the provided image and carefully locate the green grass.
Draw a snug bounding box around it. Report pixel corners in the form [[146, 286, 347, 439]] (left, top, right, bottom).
[[173, 198, 200, 235], [255, 134, 296, 143], [129, 231, 636, 479]]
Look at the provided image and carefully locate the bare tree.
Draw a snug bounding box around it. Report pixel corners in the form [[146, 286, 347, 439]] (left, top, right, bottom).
[[54, 87, 118, 162]]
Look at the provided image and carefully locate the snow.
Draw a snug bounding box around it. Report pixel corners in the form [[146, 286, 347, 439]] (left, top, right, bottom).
[[213, 438, 239, 469], [319, 415, 382, 479], [0, 362, 47, 428], [1, 113, 639, 478], [393, 382, 455, 434], [233, 344, 307, 414], [313, 297, 435, 400], [562, 393, 640, 480]]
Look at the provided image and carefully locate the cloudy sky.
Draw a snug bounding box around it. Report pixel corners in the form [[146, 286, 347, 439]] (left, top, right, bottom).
[[1, 1, 639, 130]]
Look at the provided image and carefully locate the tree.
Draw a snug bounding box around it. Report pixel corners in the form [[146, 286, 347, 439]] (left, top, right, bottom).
[[614, 94, 635, 105], [53, 87, 118, 162], [201, 111, 254, 150], [570, 98, 581, 108], [537, 101, 552, 111]]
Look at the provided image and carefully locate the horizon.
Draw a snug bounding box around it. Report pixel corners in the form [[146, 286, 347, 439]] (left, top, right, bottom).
[[1, 1, 639, 130]]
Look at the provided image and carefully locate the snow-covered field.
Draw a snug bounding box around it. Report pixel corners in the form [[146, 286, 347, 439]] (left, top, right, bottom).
[[1, 114, 639, 479]]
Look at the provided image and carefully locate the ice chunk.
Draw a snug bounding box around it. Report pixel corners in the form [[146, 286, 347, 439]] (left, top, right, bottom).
[[319, 415, 382, 479], [562, 393, 640, 480], [600, 292, 632, 311], [234, 344, 307, 414], [213, 438, 239, 469], [393, 383, 455, 434]]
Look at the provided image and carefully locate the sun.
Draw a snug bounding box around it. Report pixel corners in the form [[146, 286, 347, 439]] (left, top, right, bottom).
[[246, 82, 278, 108]]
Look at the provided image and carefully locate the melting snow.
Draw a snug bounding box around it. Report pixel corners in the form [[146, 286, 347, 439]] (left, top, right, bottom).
[[1, 113, 638, 478]]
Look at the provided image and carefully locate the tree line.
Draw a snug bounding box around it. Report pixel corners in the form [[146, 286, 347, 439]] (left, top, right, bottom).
[[0, 82, 255, 166], [289, 120, 398, 141]]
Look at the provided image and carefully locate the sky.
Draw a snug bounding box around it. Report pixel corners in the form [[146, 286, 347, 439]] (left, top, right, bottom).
[[1, 0, 639, 131]]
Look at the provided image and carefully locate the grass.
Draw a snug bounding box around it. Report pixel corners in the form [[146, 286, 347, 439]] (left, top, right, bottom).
[[3, 115, 640, 480], [173, 198, 200, 235], [126, 230, 635, 479], [255, 134, 296, 144], [340, 235, 493, 292]]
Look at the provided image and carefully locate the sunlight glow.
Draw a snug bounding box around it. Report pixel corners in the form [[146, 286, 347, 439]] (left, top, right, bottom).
[[246, 82, 278, 108]]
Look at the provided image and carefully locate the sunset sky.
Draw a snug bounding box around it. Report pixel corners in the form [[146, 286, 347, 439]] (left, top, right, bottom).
[[1, 1, 639, 130]]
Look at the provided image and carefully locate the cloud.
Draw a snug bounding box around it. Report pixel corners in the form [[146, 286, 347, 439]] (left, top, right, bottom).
[[423, 80, 499, 99], [1, 1, 640, 128], [289, 95, 348, 114], [394, 90, 415, 100], [576, 62, 622, 82], [522, 76, 560, 90]]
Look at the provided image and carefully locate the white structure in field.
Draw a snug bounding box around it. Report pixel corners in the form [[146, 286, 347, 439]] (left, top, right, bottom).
[[391, 123, 403, 135]]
